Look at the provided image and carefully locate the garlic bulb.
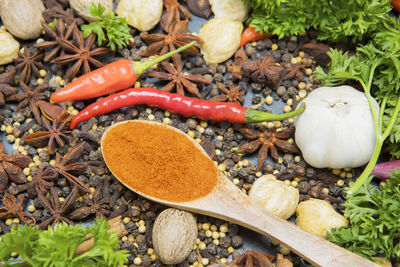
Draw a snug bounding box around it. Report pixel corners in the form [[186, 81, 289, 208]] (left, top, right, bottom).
[[0, 27, 20, 65], [199, 18, 243, 64], [0, 0, 44, 40], [249, 174, 299, 220], [209, 0, 249, 22], [116, 0, 162, 31], [294, 85, 379, 169], [296, 198, 348, 239]]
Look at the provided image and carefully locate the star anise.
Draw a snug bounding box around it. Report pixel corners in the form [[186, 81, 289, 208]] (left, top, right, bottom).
[[147, 61, 211, 97], [14, 47, 46, 84], [161, 0, 192, 33], [141, 19, 202, 68], [282, 62, 306, 81], [53, 143, 91, 193], [69, 176, 111, 220], [22, 116, 71, 155], [237, 127, 299, 171], [43, 0, 83, 26], [38, 186, 78, 229], [209, 81, 245, 104], [227, 47, 248, 80], [36, 100, 72, 123], [27, 164, 59, 198], [0, 142, 32, 192], [52, 27, 109, 81], [0, 193, 36, 225], [34, 20, 76, 62], [232, 250, 275, 267], [242, 54, 283, 85], [6, 82, 47, 124], [0, 68, 18, 107]]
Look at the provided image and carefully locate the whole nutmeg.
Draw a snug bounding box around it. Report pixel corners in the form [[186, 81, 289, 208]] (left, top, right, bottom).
[[69, 0, 114, 22], [0, 0, 44, 40], [152, 208, 197, 264]]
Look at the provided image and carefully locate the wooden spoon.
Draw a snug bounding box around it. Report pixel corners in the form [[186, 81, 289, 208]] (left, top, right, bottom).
[[101, 120, 378, 267]]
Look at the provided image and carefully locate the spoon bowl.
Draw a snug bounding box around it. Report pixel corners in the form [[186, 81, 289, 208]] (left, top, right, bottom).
[[101, 120, 377, 267]]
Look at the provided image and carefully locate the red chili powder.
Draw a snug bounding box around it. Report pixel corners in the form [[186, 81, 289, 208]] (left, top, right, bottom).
[[101, 121, 218, 202]]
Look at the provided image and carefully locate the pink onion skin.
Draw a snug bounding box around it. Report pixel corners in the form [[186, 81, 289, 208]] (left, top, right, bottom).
[[372, 160, 400, 180]]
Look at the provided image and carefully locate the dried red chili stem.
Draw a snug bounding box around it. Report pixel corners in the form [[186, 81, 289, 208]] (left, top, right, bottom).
[[50, 41, 196, 103], [69, 87, 305, 129]]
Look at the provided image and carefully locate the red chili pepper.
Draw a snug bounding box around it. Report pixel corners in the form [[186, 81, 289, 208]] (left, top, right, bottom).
[[240, 26, 273, 48], [50, 41, 196, 103], [69, 87, 305, 129], [391, 0, 400, 13]]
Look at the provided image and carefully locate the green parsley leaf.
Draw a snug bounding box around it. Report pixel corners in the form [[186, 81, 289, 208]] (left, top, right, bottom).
[[81, 3, 131, 51], [0, 219, 128, 266], [328, 169, 400, 261]]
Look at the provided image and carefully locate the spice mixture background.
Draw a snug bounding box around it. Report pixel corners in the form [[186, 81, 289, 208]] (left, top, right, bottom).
[[0, 1, 352, 266]]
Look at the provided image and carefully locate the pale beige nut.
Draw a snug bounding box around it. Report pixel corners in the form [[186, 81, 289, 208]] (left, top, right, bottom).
[[0, 27, 20, 65], [296, 198, 348, 238], [116, 0, 162, 31], [199, 18, 243, 64], [152, 208, 197, 264], [209, 0, 249, 22], [0, 0, 44, 40], [249, 174, 299, 220], [69, 0, 114, 22]]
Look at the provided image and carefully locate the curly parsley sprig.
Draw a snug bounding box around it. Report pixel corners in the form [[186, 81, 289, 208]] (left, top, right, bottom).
[[328, 169, 400, 261], [81, 3, 131, 51], [0, 218, 128, 266], [313, 21, 400, 194], [242, 0, 392, 42]]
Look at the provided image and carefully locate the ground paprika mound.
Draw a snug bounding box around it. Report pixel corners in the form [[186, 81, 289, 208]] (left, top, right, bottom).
[[101, 120, 218, 202]]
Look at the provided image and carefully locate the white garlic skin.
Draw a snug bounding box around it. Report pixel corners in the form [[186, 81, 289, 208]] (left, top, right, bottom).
[[0, 0, 44, 40], [294, 85, 379, 169], [249, 174, 299, 220], [116, 0, 162, 31], [209, 0, 250, 22], [152, 208, 197, 264], [296, 198, 348, 239]]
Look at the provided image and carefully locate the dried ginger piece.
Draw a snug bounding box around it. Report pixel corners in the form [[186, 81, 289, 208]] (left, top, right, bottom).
[[0, 27, 20, 65]]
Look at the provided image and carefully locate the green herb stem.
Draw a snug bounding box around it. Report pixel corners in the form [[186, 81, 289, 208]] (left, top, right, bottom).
[[350, 94, 400, 193]]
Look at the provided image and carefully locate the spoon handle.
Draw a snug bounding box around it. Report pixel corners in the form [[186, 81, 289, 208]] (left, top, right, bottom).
[[206, 179, 378, 267]]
